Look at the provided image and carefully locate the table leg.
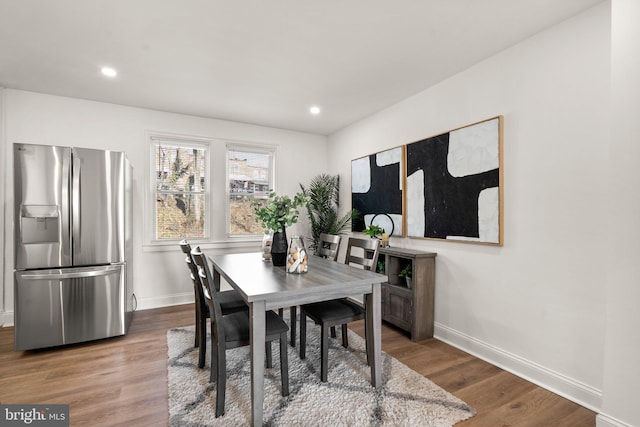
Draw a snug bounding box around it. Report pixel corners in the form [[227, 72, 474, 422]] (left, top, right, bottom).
[[366, 283, 382, 387], [250, 300, 266, 426]]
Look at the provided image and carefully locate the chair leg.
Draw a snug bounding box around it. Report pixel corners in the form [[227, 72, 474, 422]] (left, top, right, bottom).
[[330, 326, 337, 338], [290, 306, 297, 347], [364, 312, 371, 366], [321, 323, 329, 382], [341, 324, 349, 348], [279, 333, 289, 396], [215, 340, 227, 417], [266, 342, 273, 369], [210, 348, 217, 382], [209, 321, 217, 382], [300, 311, 307, 359], [194, 302, 200, 348], [198, 316, 207, 369]]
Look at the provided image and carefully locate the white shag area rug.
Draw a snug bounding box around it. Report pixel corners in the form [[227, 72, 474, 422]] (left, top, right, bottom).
[[167, 317, 475, 426]]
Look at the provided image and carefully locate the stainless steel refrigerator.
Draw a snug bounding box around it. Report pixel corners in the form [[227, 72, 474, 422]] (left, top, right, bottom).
[[13, 143, 133, 351]]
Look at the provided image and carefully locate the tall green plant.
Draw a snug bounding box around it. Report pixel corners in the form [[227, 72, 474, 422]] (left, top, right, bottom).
[[300, 174, 358, 253]]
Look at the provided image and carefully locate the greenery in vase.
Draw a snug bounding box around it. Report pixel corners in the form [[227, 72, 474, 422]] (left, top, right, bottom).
[[363, 224, 385, 238], [300, 174, 358, 253], [252, 191, 309, 233]]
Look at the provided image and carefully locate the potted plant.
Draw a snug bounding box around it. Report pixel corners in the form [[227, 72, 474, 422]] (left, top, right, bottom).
[[398, 264, 412, 289], [363, 224, 385, 239], [253, 191, 309, 266], [300, 174, 358, 254]]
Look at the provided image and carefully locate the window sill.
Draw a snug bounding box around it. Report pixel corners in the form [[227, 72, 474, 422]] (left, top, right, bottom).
[[142, 238, 261, 252]]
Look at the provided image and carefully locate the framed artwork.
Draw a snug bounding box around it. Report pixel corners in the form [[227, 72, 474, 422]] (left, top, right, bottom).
[[405, 116, 503, 245], [351, 146, 404, 236]]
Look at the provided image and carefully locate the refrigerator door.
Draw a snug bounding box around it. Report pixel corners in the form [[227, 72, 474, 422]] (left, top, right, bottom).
[[14, 264, 126, 351], [72, 148, 126, 266], [14, 144, 72, 269]]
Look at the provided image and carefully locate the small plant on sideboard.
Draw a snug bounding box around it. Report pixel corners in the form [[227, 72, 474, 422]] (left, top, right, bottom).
[[363, 224, 384, 239], [398, 264, 412, 288]]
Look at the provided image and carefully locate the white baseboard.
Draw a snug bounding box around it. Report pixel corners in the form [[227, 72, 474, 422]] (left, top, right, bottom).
[[596, 413, 634, 427], [1, 310, 13, 327], [134, 292, 194, 311], [434, 322, 602, 413]]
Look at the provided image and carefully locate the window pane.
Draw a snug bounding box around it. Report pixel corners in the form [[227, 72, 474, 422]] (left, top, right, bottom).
[[155, 144, 206, 192], [153, 139, 208, 241], [229, 196, 265, 234], [228, 147, 273, 235], [156, 193, 206, 239]]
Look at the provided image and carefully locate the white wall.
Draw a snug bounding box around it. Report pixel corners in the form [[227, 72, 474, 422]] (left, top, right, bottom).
[[329, 2, 611, 413], [598, 1, 640, 426], [1, 90, 327, 321], [0, 89, 5, 319]]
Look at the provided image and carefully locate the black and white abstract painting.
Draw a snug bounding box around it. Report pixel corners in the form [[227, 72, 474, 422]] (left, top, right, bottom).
[[351, 147, 403, 236], [406, 116, 502, 245]]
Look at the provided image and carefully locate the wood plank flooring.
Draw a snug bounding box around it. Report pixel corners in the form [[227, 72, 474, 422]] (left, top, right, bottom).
[[0, 304, 596, 426]]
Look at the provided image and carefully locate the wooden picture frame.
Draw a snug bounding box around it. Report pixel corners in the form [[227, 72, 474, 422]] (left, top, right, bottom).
[[405, 116, 503, 245]]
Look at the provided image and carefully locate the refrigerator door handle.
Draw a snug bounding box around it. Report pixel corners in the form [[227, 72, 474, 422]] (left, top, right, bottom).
[[61, 151, 72, 262], [72, 154, 81, 255], [19, 265, 122, 280]]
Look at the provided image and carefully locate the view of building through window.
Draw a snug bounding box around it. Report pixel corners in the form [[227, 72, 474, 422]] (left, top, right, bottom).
[[154, 142, 207, 240], [228, 146, 274, 235]]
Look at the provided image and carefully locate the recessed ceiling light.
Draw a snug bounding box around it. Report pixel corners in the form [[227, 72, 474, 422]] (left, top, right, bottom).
[[309, 106, 321, 115], [101, 67, 117, 78]]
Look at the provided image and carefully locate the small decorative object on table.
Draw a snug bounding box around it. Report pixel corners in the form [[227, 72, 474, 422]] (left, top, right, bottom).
[[381, 233, 389, 248], [287, 236, 308, 274], [261, 230, 274, 261], [253, 191, 309, 267]]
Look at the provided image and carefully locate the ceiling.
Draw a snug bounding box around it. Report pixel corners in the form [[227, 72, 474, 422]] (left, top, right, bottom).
[[0, 0, 603, 135]]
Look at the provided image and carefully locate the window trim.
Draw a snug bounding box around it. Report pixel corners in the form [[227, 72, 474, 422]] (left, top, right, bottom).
[[146, 131, 211, 245], [226, 142, 276, 238]]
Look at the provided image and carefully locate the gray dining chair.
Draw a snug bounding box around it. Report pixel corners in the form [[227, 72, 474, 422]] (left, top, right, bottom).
[[299, 237, 380, 381], [191, 246, 290, 417], [319, 233, 342, 338], [285, 233, 343, 348], [317, 233, 341, 261], [179, 240, 247, 368]]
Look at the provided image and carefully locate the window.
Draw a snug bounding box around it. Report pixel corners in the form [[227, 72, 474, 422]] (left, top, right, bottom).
[[151, 136, 209, 241], [227, 144, 275, 236]]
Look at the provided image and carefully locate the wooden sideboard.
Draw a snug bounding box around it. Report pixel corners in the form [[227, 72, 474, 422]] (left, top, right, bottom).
[[378, 247, 436, 341]]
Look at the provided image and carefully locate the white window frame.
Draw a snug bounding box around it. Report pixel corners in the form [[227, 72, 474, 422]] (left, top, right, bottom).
[[226, 142, 276, 238], [147, 132, 211, 245]]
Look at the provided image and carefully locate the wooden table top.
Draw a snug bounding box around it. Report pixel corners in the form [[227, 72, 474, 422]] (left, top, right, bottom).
[[209, 252, 388, 310]]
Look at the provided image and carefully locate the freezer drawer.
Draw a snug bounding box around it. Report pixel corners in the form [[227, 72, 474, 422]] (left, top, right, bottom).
[[14, 264, 126, 351]]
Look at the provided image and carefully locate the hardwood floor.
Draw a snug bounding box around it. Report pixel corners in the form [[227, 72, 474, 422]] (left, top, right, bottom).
[[0, 304, 596, 426]]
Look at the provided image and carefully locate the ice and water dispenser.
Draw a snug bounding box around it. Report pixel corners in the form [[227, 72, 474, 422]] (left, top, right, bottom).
[[20, 205, 60, 245]]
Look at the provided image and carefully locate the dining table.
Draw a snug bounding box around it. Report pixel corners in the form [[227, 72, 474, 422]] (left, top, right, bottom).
[[208, 251, 388, 426]]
